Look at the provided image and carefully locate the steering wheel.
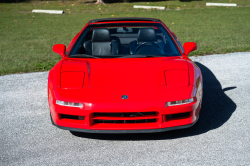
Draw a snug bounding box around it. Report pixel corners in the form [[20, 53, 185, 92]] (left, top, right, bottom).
[[135, 42, 162, 53]]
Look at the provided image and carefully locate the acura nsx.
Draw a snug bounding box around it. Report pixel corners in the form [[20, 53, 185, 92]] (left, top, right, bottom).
[[48, 17, 203, 133]]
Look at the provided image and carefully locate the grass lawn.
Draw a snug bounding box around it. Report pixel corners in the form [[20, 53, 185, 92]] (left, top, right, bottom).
[[0, 0, 250, 75]]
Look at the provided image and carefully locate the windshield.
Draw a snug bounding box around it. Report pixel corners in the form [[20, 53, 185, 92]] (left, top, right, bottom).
[[69, 23, 181, 58]]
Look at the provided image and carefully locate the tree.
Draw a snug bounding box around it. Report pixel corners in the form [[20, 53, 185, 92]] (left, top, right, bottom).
[[95, 0, 105, 5]]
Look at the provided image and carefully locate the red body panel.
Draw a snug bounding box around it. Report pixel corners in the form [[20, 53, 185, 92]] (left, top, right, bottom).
[[48, 18, 203, 133]]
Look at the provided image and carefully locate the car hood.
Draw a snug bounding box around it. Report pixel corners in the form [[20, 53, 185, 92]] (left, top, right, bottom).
[[60, 57, 189, 87]]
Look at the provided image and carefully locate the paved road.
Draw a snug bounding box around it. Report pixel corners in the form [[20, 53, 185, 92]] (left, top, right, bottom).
[[1, 52, 250, 165]]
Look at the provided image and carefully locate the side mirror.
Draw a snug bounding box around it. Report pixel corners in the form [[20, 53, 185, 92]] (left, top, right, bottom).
[[183, 42, 197, 56], [53, 44, 66, 57]]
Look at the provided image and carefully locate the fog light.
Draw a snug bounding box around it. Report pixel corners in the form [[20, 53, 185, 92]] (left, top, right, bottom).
[[56, 100, 83, 108], [165, 98, 194, 107]]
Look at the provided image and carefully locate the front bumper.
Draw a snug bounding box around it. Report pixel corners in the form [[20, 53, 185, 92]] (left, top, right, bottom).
[[51, 115, 199, 133], [49, 85, 202, 133], [49, 99, 201, 133]]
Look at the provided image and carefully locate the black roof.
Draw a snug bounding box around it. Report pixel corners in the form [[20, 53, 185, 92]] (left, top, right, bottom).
[[89, 17, 161, 23]]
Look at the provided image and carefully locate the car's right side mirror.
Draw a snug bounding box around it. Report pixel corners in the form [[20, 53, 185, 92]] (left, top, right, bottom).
[[183, 42, 197, 56]]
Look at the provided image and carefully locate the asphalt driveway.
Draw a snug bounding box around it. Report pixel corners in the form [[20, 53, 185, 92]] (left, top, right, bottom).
[[0, 52, 249, 165]]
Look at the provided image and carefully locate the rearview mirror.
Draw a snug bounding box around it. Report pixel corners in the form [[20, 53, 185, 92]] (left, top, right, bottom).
[[183, 42, 197, 56], [53, 44, 66, 57]]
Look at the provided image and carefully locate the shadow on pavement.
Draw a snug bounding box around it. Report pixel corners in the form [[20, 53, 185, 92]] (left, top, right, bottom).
[[70, 62, 237, 140]]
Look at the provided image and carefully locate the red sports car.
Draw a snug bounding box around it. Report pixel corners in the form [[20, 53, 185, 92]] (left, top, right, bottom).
[[48, 17, 203, 133]]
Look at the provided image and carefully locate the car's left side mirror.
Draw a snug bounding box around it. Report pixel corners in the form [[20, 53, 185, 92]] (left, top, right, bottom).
[[53, 44, 66, 57], [183, 42, 197, 56]]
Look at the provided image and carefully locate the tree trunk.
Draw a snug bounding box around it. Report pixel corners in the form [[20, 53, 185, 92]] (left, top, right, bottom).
[[95, 0, 105, 5]]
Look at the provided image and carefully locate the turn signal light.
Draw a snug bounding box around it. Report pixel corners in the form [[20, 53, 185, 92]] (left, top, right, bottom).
[[56, 100, 84, 108], [165, 98, 194, 107]]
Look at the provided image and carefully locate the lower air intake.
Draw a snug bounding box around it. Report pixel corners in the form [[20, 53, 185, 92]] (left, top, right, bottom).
[[94, 119, 157, 124], [93, 112, 157, 117], [166, 112, 191, 120], [60, 114, 85, 120]]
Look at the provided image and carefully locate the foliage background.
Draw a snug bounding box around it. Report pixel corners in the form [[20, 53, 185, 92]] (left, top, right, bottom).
[[0, 0, 250, 75]]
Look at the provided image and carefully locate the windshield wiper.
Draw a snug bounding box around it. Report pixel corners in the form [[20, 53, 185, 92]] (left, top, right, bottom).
[[69, 54, 100, 59]]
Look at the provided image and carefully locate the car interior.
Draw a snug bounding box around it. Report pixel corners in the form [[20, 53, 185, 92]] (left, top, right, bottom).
[[71, 25, 180, 57]]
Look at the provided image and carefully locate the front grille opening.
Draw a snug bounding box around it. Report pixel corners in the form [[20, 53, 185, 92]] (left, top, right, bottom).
[[60, 114, 85, 120], [93, 112, 157, 117], [166, 112, 191, 120], [94, 119, 157, 124]]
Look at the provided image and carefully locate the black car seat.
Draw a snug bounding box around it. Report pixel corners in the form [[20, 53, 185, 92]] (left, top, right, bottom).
[[129, 28, 164, 54], [83, 28, 119, 55]]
